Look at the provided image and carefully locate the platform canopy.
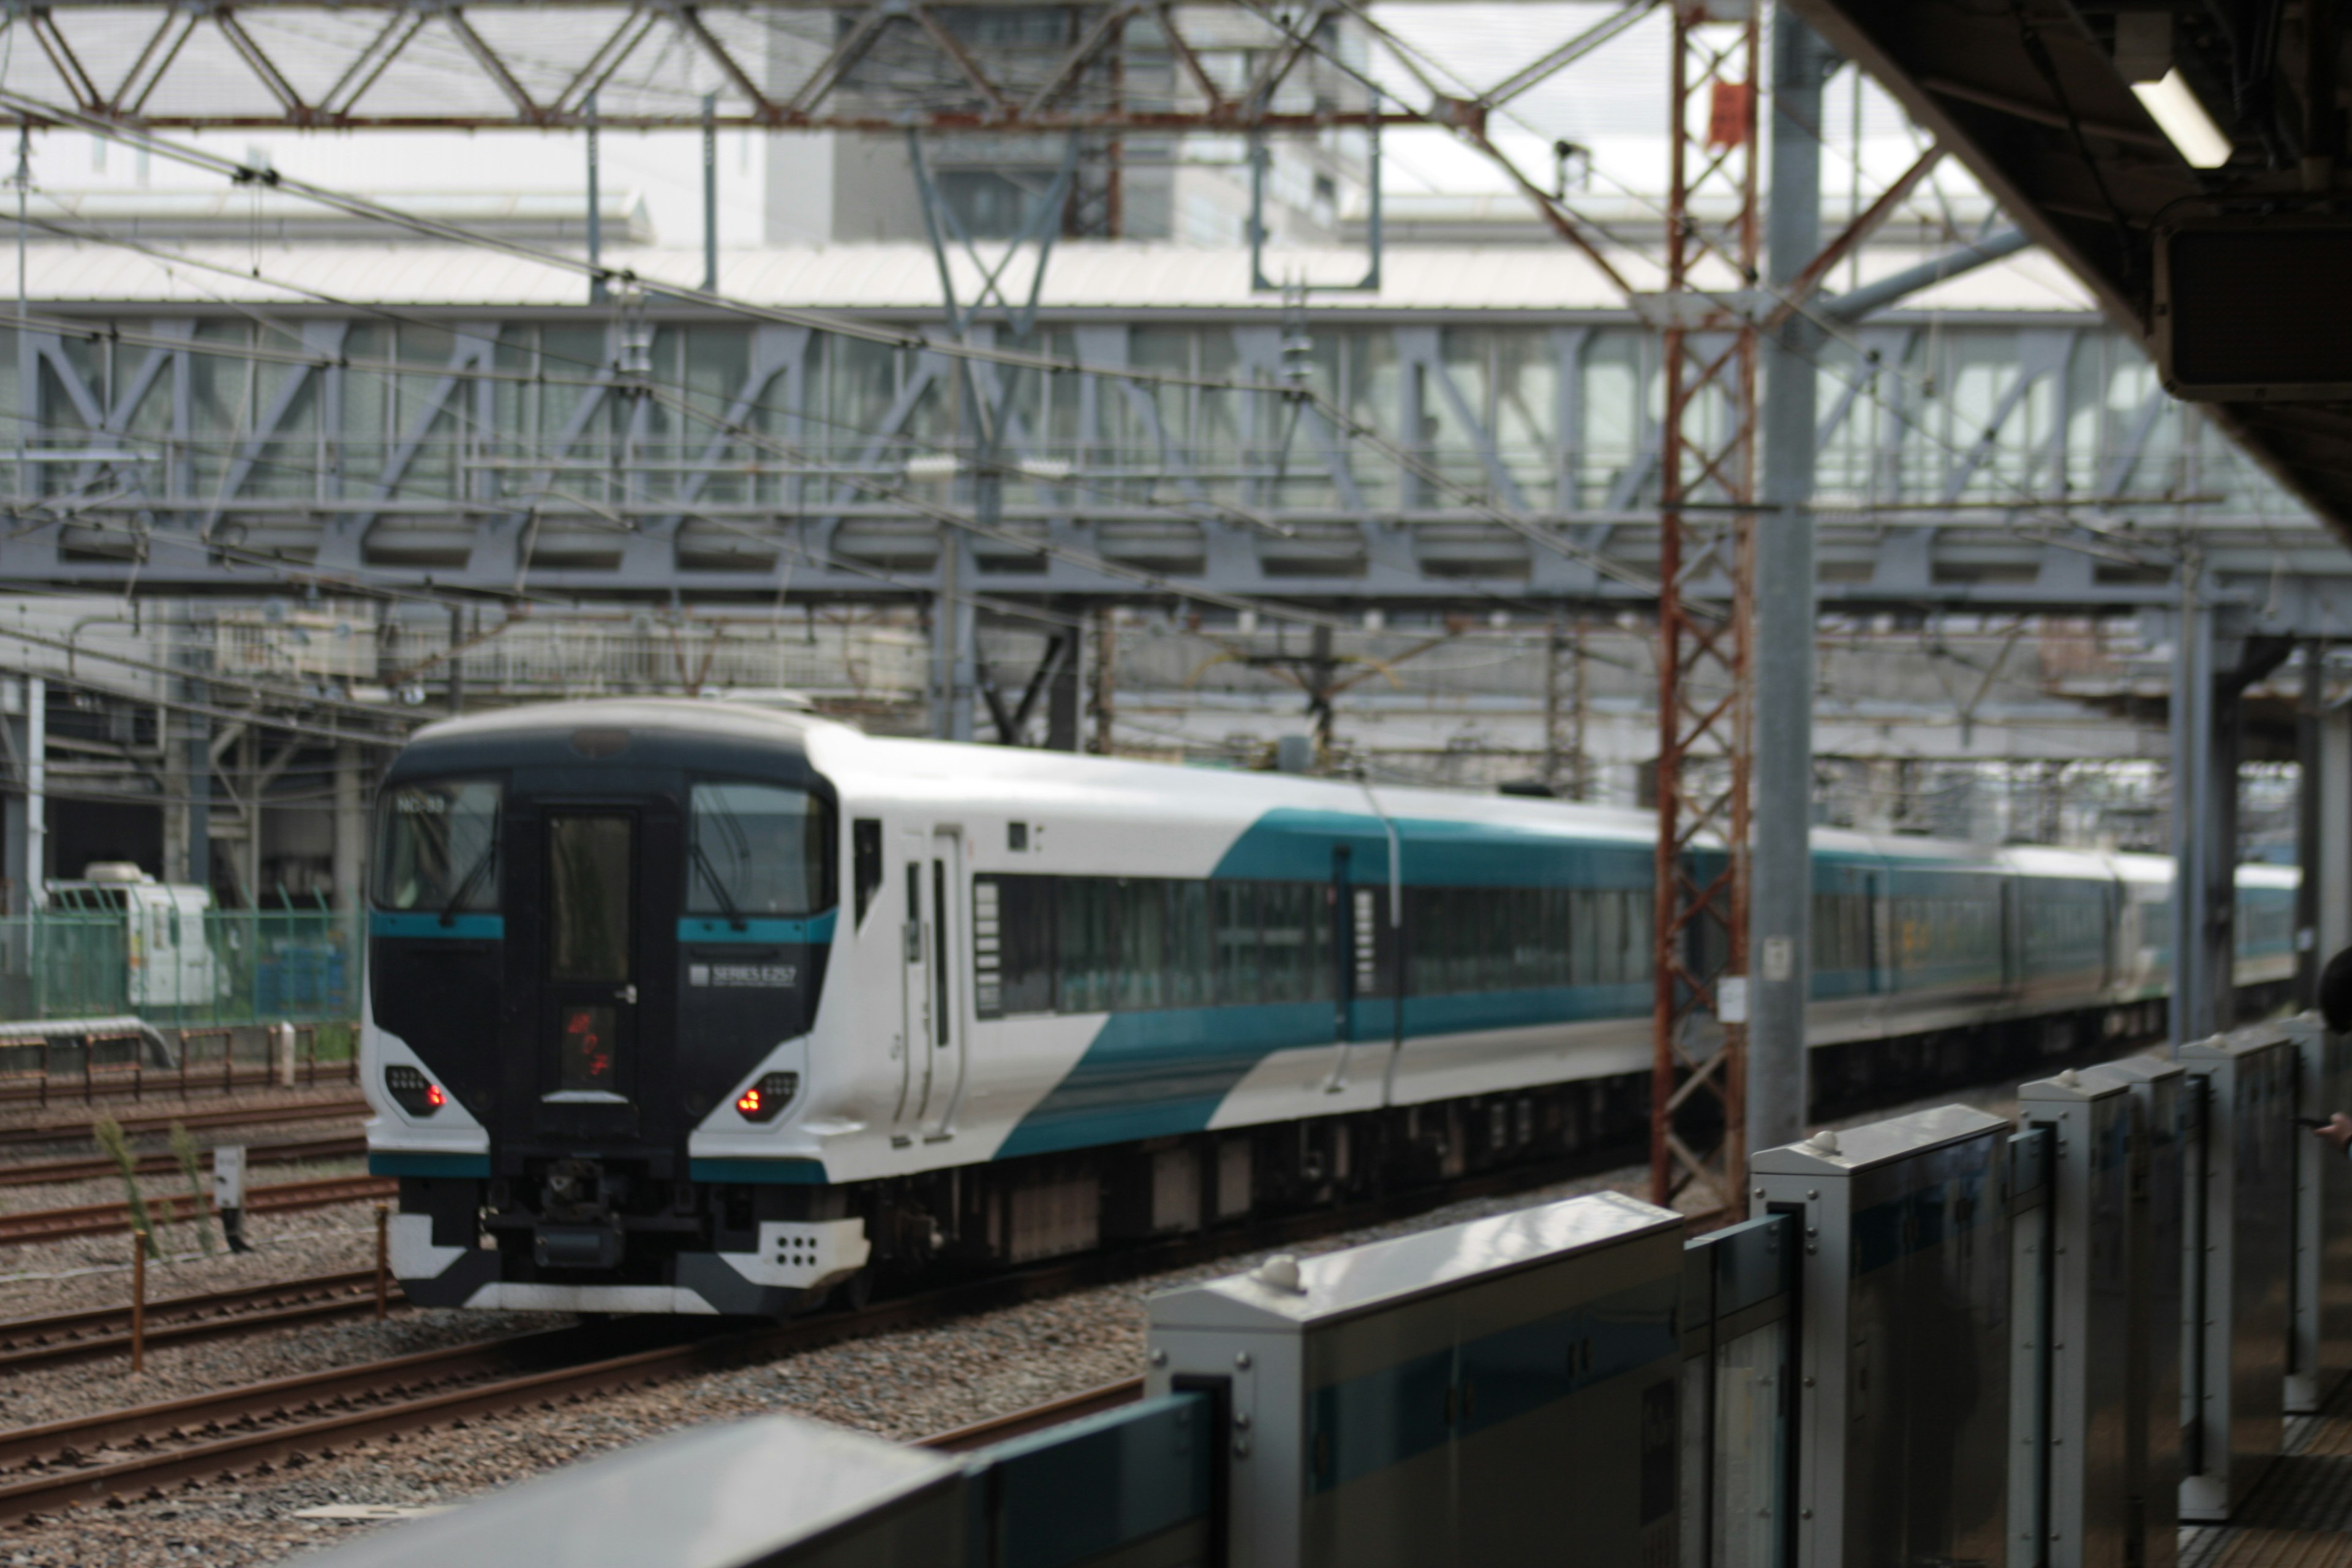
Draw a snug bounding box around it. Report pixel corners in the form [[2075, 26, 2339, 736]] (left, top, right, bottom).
[[1787, 0, 2352, 541]]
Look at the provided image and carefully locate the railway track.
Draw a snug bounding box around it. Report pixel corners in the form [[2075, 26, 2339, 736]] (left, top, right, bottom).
[[0, 1101, 368, 1152], [917, 1378, 1148, 1452], [0, 1138, 366, 1191], [0, 1146, 1621, 1524], [0, 1175, 395, 1249], [0, 1271, 402, 1374]]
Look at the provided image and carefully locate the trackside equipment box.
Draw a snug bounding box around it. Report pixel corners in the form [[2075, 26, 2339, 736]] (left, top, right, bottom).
[[1751, 1104, 2013, 1568], [1146, 1190, 1686, 1568], [2178, 1025, 2295, 1521], [2284, 1012, 2352, 1414]]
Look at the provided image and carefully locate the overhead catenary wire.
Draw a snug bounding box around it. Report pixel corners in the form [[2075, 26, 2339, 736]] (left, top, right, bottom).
[[0, 63, 2272, 622], [0, 209, 1629, 621], [1229, 1, 2240, 580]]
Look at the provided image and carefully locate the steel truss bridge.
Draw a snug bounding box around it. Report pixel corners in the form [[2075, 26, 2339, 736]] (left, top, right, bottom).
[[0, 0, 1398, 133], [0, 285, 2340, 636]]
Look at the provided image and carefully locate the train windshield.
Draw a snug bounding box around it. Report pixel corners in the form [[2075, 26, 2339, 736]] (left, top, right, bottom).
[[687, 782, 833, 918], [375, 779, 502, 912]]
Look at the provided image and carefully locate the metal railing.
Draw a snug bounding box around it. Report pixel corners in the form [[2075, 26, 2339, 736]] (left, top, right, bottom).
[[0, 910, 361, 1030], [0, 1023, 356, 1107]]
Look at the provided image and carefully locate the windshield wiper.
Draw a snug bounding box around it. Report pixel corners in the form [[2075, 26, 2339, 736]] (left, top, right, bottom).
[[437, 846, 497, 927], [692, 840, 749, 931]]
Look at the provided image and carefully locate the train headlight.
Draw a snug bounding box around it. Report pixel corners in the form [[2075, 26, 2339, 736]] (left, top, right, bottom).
[[385, 1063, 446, 1117], [734, 1071, 800, 1123]]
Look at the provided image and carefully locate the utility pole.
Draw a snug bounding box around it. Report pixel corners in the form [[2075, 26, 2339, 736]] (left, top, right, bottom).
[[1090, 607, 1117, 755], [1651, 0, 1761, 1221], [702, 94, 718, 295], [586, 92, 605, 306], [1749, 7, 1836, 1160]]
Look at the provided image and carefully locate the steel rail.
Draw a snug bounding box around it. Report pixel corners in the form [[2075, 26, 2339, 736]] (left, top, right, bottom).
[[0, 1176, 395, 1248], [0, 1145, 1637, 1523], [0, 1270, 402, 1373], [0, 1137, 366, 1191], [0, 1101, 369, 1151], [916, 1378, 1148, 1453]]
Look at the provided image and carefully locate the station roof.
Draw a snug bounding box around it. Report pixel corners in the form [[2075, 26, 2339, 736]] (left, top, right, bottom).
[[1787, 0, 2352, 538], [6, 238, 2097, 318]]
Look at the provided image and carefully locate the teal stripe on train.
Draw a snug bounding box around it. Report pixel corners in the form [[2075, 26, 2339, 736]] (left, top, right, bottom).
[[994, 1001, 1333, 1158], [371, 1152, 491, 1178], [1211, 807, 1653, 888], [677, 911, 838, 944], [370, 912, 504, 940], [998, 984, 1658, 1158]]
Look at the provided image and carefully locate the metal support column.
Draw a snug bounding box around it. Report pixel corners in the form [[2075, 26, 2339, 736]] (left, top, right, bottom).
[[2172, 576, 2290, 1044], [701, 93, 719, 294], [2297, 644, 2325, 1008], [586, 91, 606, 306], [2, 674, 40, 910], [932, 537, 977, 742], [1651, 0, 1760, 1219], [1045, 601, 1083, 752], [332, 741, 364, 911], [180, 608, 208, 897], [2171, 571, 2212, 1047], [1750, 7, 1834, 1158], [2322, 698, 2352, 967], [1090, 606, 1117, 755]]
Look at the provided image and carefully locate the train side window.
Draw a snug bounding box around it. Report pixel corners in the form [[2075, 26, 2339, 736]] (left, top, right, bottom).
[[1115, 880, 1169, 1011], [975, 874, 1056, 1017], [853, 820, 883, 925], [1060, 877, 1116, 1014], [1262, 883, 1312, 1003], [1170, 882, 1212, 1007], [1214, 881, 1261, 1005]]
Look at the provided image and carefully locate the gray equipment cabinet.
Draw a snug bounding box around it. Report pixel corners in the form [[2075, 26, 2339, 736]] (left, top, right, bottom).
[[2284, 1012, 2352, 1414], [2178, 1025, 2296, 1521], [2018, 1068, 2137, 1568], [300, 1415, 971, 1568], [1749, 1104, 2014, 1568], [1145, 1190, 1686, 1568]]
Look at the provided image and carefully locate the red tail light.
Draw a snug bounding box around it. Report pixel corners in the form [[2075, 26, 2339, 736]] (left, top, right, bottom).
[[735, 1071, 800, 1123], [386, 1064, 445, 1117]]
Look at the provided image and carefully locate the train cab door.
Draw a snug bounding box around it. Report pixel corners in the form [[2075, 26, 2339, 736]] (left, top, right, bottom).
[[892, 833, 929, 1143], [921, 828, 967, 1140], [535, 808, 646, 1140]]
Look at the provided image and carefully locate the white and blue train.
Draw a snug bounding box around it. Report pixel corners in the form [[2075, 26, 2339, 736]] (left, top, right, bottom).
[[363, 698, 2300, 1316]]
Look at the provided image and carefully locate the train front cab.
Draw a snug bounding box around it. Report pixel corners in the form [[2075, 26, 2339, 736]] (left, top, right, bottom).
[[362, 706, 865, 1317]]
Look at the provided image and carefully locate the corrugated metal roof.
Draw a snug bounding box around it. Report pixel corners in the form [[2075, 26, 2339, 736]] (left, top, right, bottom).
[[6, 238, 2098, 315]]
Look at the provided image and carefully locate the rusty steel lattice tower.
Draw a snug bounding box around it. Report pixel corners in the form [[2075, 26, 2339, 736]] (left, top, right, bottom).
[[1649, 0, 1759, 1221]]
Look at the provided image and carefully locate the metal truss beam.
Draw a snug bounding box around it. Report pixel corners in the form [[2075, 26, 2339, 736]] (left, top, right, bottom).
[[0, 311, 2343, 635], [0, 2, 1414, 132]]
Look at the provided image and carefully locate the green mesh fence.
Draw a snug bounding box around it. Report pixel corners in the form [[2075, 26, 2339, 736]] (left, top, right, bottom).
[[0, 910, 361, 1028]]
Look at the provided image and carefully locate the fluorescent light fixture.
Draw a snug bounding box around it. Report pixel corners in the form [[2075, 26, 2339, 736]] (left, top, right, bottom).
[[2132, 69, 2234, 168]]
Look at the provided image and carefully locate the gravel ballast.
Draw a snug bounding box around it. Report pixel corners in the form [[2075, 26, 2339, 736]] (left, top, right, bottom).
[[0, 1070, 2062, 1565]]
